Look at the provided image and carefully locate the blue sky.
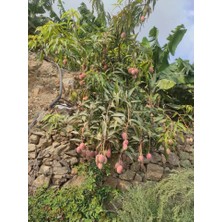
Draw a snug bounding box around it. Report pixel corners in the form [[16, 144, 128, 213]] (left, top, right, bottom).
[[53, 0, 194, 63]]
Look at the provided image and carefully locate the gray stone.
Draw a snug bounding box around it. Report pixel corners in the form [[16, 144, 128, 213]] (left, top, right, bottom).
[[184, 145, 194, 153], [28, 152, 37, 159], [189, 154, 194, 165], [37, 138, 51, 149], [53, 160, 62, 167], [164, 167, 171, 174], [161, 154, 167, 165], [65, 150, 77, 157], [158, 146, 165, 154], [33, 175, 51, 188], [134, 173, 143, 182], [28, 165, 32, 174], [180, 160, 192, 168], [167, 153, 180, 166], [39, 165, 52, 176], [119, 170, 136, 181], [29, 135, 40, 145], [54, 144, 69, 156], [104, 176, 118, 189], [28, 144, 36, 152], [150, 152, 162, 163], [63, 175, 86, 188], [130, 162, 141, 172], [179, 151, 190, 160], [52, 142, 61, 148], [59, 160, 70, 168], [68, 157, 79, 166], [145, 164, 164, 181], [43, 159, 53, 166], [32, 131, 45, 137], [53, 166, 69, 175], [117, 180, 132, 191], [28, 175, 34, 186]]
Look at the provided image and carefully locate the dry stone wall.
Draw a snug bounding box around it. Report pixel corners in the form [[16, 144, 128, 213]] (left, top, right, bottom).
[[28, 129, 194, 194]]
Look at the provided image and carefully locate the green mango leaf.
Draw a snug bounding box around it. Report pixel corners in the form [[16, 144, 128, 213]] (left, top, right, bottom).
[[156, 79, 176, 90]]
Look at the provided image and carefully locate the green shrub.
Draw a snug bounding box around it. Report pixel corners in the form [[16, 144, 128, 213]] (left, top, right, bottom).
[[28, 163, 118, 222], [115, 169, 194, 222]]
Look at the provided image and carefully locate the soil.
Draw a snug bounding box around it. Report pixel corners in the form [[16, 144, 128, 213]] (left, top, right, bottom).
[[28, 52, 79, 124]]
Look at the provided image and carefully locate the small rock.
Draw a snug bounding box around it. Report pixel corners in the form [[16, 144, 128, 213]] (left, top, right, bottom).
[[43, 159, 53, 166], [179, 151, 190, 160], [59, 160, 69, 168], [63, 175, 86, 188], [28, 165, 32, 174], [130, 162, 141, 172], [164, 167, 171, 174], [134, 173, 143, 182], [158, 145, 165, 154], [145, 164, 164, 181], [28, 175, 34, 186], [28, 144, 36, 152], [117, 180, 132, 191], [65, 150, 77, 157], [167, 153, 180, 166], [189, 154, 194, 165], [52, 142, 61, 148], [161, 154, 167, 165], [28, 152, 37, 159], [31, 131, 45, 137], [119, 170, 136, 181], [53, 160, 62, 167], [29, 135, 40, 145], [37, 138, 51, 149], [53, 166, 69, 175], [131, 181, 143, 187], [33, 175, 51, 188], [39, 165, 52, 176], [184, 145, 194, 153], [180, 160, 192, 168], [54, 144, 69, 156], [104, 176, 118, 189], [150, 152, 162, 163], [68, 157, 79, 166]]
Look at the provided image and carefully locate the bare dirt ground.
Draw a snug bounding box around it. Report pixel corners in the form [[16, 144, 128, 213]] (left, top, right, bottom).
[[28, 52, 78, 123]]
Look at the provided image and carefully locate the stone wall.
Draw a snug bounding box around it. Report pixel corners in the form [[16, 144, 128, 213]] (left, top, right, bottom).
[[28, 130, 194, 194]]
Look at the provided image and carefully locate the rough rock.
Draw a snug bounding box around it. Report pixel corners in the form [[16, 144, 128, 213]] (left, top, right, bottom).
[[65, 150, 77, 157], [184, 145, 194, 153], [28, 175, 34, 186], [104, 176, 118, 189], [130, 162, 141, 172], [39, 165, 52, 176], [54, 144, 69, 156], [150, 152, 162, 163], [119, 170, 136, 181], [68, 157, 79, 166], [134, 173, 143, 182], [28, 144, 36, 152], [53, 166, 69, 175], [52, 142, 61, 148], [33, 175, 51, 188], [179, 151, 190, 160], [145, 163, 164, 181], [161, 154, 167, 165], [28, 152, 37, 159], [63, 175, 86, 188], [167, 153, 180, 166], [164, 167, 171, 174], [28, 165, 32, 174], [117, 180, 132, 191], [29, 135, 40, 145], [180, 160, 192, 168], [37, 138, 51, 149]]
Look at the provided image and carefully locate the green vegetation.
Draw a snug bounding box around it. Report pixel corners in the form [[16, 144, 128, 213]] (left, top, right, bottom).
[[115, 169, 194, 222], [29, 163, 118, 221]]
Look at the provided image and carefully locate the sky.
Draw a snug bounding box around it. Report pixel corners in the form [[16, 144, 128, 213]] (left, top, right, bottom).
[[53, 0, 194, 63]]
